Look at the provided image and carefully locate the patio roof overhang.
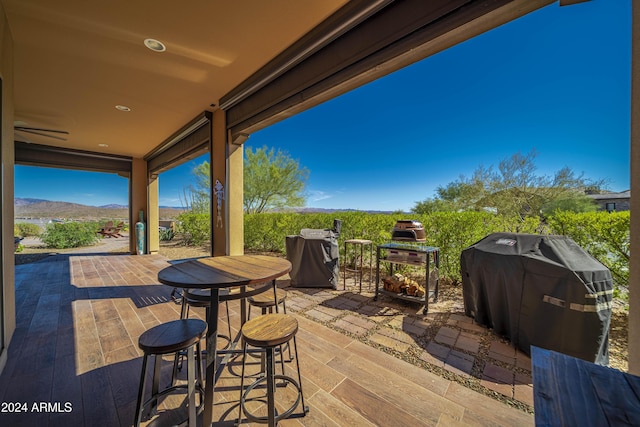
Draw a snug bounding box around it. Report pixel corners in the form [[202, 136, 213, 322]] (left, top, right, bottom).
[[14, 141, 132, 174], [4, 0, 554, 165]]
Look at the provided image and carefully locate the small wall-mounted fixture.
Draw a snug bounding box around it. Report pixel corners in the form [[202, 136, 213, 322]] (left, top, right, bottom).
[[144, 38, 166, 52], [115, 105, 131, 112]]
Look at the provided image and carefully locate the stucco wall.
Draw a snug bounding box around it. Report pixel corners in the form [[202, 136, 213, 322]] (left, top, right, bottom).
[[0, 1, 15, 375]]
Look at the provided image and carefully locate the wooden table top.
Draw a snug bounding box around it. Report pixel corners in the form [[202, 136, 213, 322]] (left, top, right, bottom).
[[532, 346, 640, 426], [158, 255, 292, 289]]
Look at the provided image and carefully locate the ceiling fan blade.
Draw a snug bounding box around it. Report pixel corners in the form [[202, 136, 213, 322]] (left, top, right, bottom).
[[16, 128, 68, 141], [14, 134, 36, 144], [14, 126, 69, 135]]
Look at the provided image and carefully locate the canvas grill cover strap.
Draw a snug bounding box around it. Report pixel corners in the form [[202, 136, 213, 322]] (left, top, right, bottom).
[[460, 232, 613, 365]]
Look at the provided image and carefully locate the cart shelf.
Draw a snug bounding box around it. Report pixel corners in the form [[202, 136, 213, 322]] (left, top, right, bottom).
[[374, 242, 439, 314]]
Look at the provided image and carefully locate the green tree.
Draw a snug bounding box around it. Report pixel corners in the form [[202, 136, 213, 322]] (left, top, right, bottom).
[[180, 161, 210, 214], [413, 150, 605, 219], [413, 176, 488, 214], [244, 146, 309, 214], [185, 146, 309, 215]]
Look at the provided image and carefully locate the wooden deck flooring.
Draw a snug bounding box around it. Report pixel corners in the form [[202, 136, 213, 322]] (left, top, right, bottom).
[[1, 254, 533, 426]]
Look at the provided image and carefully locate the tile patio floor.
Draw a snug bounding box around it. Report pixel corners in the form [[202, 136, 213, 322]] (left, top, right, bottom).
[[0, 252, 534, 426]]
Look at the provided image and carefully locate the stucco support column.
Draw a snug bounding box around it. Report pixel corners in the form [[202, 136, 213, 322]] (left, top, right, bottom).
[[629, 0, 640, 375], [209, 110, 228, 256], [147, 177, 159, 254], [130, 158, 159, 254], [227, 139, 244, 256], [208, 109, 244, 256]]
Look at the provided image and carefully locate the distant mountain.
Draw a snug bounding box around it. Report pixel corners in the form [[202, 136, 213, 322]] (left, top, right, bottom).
[[14, 197, 49, 206], [14, 198, 398, 219], [289, 207, 403, 214], [14, 198, 184, 220], [99, 203, 128, 209]]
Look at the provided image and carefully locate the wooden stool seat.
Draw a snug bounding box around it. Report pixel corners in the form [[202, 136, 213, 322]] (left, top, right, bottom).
[[247, 288, 287, 308], [242, 313, 297, 348], [139, 319, 207, 354], [239, 314, 307, 426], [183, 287, 236, 304], [247, 289, 292, 369], [183, 288, 212, 306]]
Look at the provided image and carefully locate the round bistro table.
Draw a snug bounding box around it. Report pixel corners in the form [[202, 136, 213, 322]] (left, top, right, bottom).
[[157, 255, 292, 426]]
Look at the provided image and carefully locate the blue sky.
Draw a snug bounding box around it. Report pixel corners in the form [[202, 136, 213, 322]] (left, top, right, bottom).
[[15, 0, 631, 212]]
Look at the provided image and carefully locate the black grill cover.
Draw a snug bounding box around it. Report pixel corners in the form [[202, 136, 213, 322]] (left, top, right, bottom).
[[285, 229, 339, 289], [460, 232, 612, 365]]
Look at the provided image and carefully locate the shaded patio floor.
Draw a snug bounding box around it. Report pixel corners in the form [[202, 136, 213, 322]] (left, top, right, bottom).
[[0, 253, 534, 426]]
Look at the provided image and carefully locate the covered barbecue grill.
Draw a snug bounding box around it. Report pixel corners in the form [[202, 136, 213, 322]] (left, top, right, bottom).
[[460, 232, 612, 364], [285, 220, 341, 289]]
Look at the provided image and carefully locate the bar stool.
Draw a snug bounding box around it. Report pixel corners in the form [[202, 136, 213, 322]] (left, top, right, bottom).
[[173, 288, 233, 379], [134, 319, 206, 427], [343, 239, 373, 292], [238, 314, 308, 426], [248, 288, 288, 318], [248, 288, 293, 367], [180, 288, 232, 341]]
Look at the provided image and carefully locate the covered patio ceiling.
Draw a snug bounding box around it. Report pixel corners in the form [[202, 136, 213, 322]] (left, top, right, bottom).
[[3, 0, 349, 157], [3, 0, 555, 161]]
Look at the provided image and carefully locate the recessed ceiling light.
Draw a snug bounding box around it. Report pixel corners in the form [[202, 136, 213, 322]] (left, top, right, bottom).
[[144, 38, 166, 52], [98, 143, 109, 147], [115, 105, 131, 112]]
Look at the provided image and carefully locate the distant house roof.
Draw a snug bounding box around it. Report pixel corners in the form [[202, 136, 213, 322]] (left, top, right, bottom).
[[589, 190, 630, 200]]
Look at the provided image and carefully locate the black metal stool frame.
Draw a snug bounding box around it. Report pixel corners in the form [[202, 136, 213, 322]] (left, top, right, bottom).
[[237, 315, 308, 427], [172, 287, 233, 381], [135, 320, 206, 427]]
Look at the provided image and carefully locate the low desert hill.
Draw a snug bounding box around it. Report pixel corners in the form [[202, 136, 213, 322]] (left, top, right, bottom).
[[14, 198, 184, 220]]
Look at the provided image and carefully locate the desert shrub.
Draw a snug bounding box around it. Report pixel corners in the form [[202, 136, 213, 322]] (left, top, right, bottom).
[[243, 213, 286, 252], [159, 228, 175, 241], [177, 213, 210, 246], [242, 210, 629, 296], [15, 222, 42, 237], [40, 221, 100, 249], [243, 211, 541, 282]]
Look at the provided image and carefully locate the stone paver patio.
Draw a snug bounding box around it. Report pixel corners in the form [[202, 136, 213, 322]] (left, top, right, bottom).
[[283, 274, 534, 410]]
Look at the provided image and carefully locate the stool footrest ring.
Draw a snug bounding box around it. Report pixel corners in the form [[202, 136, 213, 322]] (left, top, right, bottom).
[[241, 374, 302, 424], [140, 383, 205, 423]]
